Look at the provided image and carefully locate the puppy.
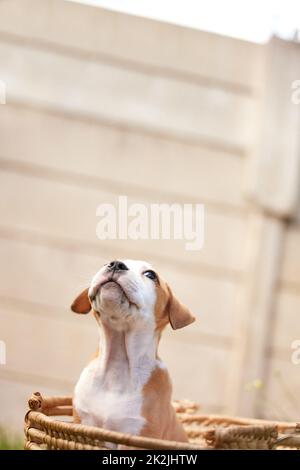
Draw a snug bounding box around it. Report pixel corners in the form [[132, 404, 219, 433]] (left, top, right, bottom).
[[71, 259, 195, 445]]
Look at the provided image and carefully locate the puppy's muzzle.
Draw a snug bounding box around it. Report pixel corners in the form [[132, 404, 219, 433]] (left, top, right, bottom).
[[88, 260, 129, 301]]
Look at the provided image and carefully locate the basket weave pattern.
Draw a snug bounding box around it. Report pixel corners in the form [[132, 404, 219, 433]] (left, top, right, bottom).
[[24, 392, 300, 450]]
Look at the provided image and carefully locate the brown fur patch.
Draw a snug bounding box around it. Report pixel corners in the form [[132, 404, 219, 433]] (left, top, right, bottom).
[[141, 366, 188, 442], [154, 277, 170, 331]]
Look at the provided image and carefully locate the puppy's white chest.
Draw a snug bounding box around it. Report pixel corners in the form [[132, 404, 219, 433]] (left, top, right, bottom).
[[74, 360, 146, 436]]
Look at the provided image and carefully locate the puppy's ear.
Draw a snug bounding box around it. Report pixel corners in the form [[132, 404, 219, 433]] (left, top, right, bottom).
[[71, 288, 91, 314], [166, 285, 195, 330]]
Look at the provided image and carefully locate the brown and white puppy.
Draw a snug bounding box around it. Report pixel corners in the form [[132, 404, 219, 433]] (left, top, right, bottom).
[[71, 259, 195, 445]]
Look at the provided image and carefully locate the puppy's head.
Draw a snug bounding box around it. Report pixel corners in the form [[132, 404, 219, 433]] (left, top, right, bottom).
[[71, 259, 195, 332]]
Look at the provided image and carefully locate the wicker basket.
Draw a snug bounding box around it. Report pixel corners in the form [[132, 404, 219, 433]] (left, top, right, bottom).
[[24, 392, 300, 450]]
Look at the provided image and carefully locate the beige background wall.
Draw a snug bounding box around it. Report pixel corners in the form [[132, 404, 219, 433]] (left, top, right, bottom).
[[0, 0, 299, 432]]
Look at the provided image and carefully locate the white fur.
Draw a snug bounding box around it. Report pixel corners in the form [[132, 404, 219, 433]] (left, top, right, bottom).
[[73, 260, 164, 440]]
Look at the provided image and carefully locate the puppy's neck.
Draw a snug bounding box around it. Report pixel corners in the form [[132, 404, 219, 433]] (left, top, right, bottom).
[[95, 317, 161, 386]]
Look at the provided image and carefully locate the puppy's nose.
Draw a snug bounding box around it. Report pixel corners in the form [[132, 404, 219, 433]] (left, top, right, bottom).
[[107, 260, 129, 272]]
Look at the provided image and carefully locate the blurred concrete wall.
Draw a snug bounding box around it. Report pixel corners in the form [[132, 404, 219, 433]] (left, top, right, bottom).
[[0, 0, 300, 432]]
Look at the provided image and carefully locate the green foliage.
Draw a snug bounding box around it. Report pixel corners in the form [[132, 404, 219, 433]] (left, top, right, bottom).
[[0, 428, 23, 450]]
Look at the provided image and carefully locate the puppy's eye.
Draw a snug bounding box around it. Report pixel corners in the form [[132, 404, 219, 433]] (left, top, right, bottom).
[[144, 270, 157, 281]]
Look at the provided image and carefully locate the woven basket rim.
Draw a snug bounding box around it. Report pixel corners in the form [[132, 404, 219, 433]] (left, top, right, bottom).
[[24, 392, 300, 450], [26, 410, 204, 450]]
